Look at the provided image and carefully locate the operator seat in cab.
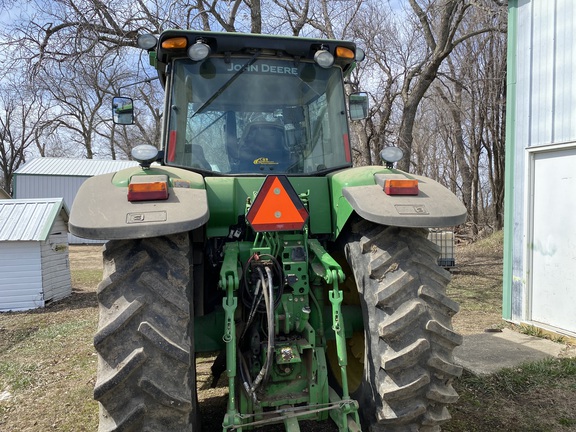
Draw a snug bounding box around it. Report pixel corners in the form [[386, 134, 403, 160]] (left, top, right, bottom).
[[236, 122, 291, 173]]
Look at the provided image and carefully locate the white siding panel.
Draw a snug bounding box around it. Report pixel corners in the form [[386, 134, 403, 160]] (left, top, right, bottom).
[[15, 175, 87, 212], [41, 217, 71, 303], [15, 158, 138, 176], [0, 242, 43, 311], [510, 0, 533, 321], [518, 0, 576, 147], [512, 0, 576, 330], [15, 175, 100, 244], [530, 2, 555, 145], [511, 0, 576, 323], [553, 2, 576, 142], [515, 1, 532, 149]]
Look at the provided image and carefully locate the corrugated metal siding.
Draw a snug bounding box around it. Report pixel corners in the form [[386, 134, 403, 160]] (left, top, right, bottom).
[[14, 158, 139, 244], [554, 2, 576, 142], [0, 242, 44, 311], [14, 175, 92, 244], [40, 217, 71, 303], [509, 0, 530, 322], [0, 199, 66, 242], [15, 175, 87, 207], [510, 0, 576, 324], [516, 1, 576, 146], [15, 157, 138, 176]]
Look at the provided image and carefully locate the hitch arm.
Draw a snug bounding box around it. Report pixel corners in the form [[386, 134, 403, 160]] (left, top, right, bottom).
[[308, 240, 360, 431]]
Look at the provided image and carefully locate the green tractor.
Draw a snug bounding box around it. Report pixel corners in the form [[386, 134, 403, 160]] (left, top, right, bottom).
[[69, 30, 466, 432]]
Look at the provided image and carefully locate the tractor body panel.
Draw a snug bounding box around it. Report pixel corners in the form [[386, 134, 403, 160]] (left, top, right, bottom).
[[204, 176, 332, 237]]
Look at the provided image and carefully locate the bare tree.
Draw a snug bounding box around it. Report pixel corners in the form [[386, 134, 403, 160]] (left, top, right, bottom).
[[0, 82, 51, 193], [349, 2, 403, 165], [435, 60, 474, 215], [2, 0, 242, 70], [424, 3, 507, 232], [396, 0, 504, 172], [35, 59, 111, 158], [475, 27, 507, 230]]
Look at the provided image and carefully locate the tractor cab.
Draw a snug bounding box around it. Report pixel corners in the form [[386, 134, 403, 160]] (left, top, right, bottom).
[[128, 31, 367, 175]]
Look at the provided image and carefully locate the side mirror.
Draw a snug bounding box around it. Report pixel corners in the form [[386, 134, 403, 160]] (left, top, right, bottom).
[[348, 92, 369, 120], [112, 97, 134, 125]]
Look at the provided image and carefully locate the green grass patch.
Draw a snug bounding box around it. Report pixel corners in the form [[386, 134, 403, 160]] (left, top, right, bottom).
[[464, 229, 504, 256], [71, 268, 102, 288], [0, 305, 98, 431], [446, 358, 576, 432], [516, 324, 567, 344], [34, 319, 94, 340], [558, 417, 576, 427], [0, 361, 39, 391], [461, 358, 576, 395]]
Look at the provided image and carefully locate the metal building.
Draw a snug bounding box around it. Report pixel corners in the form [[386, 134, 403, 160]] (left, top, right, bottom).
[[13, 158, 138, 244], [505, 1, 576, 337], [0, 198, 71, 311]]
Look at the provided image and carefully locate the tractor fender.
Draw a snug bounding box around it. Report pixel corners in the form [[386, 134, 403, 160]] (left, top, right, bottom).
[[69, 166, 209, 240], [342, 172, 467, 228]]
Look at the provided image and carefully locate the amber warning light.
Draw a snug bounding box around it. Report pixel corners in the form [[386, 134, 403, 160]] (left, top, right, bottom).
[[128, 175, 169, 202], [384, 179, 419, 196], [246, 176, 308, 232]]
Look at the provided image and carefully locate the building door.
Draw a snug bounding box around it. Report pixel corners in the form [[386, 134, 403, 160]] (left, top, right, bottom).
[[529, 145, 576, 335]]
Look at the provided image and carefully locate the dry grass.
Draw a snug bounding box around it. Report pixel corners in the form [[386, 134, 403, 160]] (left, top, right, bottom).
[[0, 246, 100, 431], [1, 234, 575, 432], [448, 230, 505, 335]]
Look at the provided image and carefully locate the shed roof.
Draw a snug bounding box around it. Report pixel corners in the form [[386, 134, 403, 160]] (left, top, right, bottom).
[[0, 198, 69, 241], [15, 157, 139, 177]]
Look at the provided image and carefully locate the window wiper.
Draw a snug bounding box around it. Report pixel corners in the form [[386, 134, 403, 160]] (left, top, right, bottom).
[[190, 50, 261, 119]]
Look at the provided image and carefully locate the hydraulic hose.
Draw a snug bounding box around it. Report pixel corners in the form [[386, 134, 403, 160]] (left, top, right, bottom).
[[248, 266, 275, 398], [263, 266, 275, 383], [240, 279, 262, 341]]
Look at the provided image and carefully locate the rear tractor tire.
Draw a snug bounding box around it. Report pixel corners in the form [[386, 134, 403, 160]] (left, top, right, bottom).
[[93, 233, 197, 431], [337, 219, 463, 432]]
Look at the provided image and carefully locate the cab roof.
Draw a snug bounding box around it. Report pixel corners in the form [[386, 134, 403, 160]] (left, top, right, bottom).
[[150, 30, 361, 80]]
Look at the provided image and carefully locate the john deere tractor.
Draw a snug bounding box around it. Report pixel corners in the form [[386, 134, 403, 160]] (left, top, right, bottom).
[[69, 30, 466, 432]]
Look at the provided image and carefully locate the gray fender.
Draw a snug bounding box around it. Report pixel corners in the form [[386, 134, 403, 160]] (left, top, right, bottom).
[[69, 172, 209, 240], [342, 173, 467, 228]]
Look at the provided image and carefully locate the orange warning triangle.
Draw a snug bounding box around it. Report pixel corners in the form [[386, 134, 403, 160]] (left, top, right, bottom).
[[246, 176, 309, 232]]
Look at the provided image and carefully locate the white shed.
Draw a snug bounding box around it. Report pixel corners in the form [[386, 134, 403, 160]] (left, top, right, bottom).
[[504, 0, 576, 337], [13, 157, 139, 244], [0, 198, 71, 311]]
